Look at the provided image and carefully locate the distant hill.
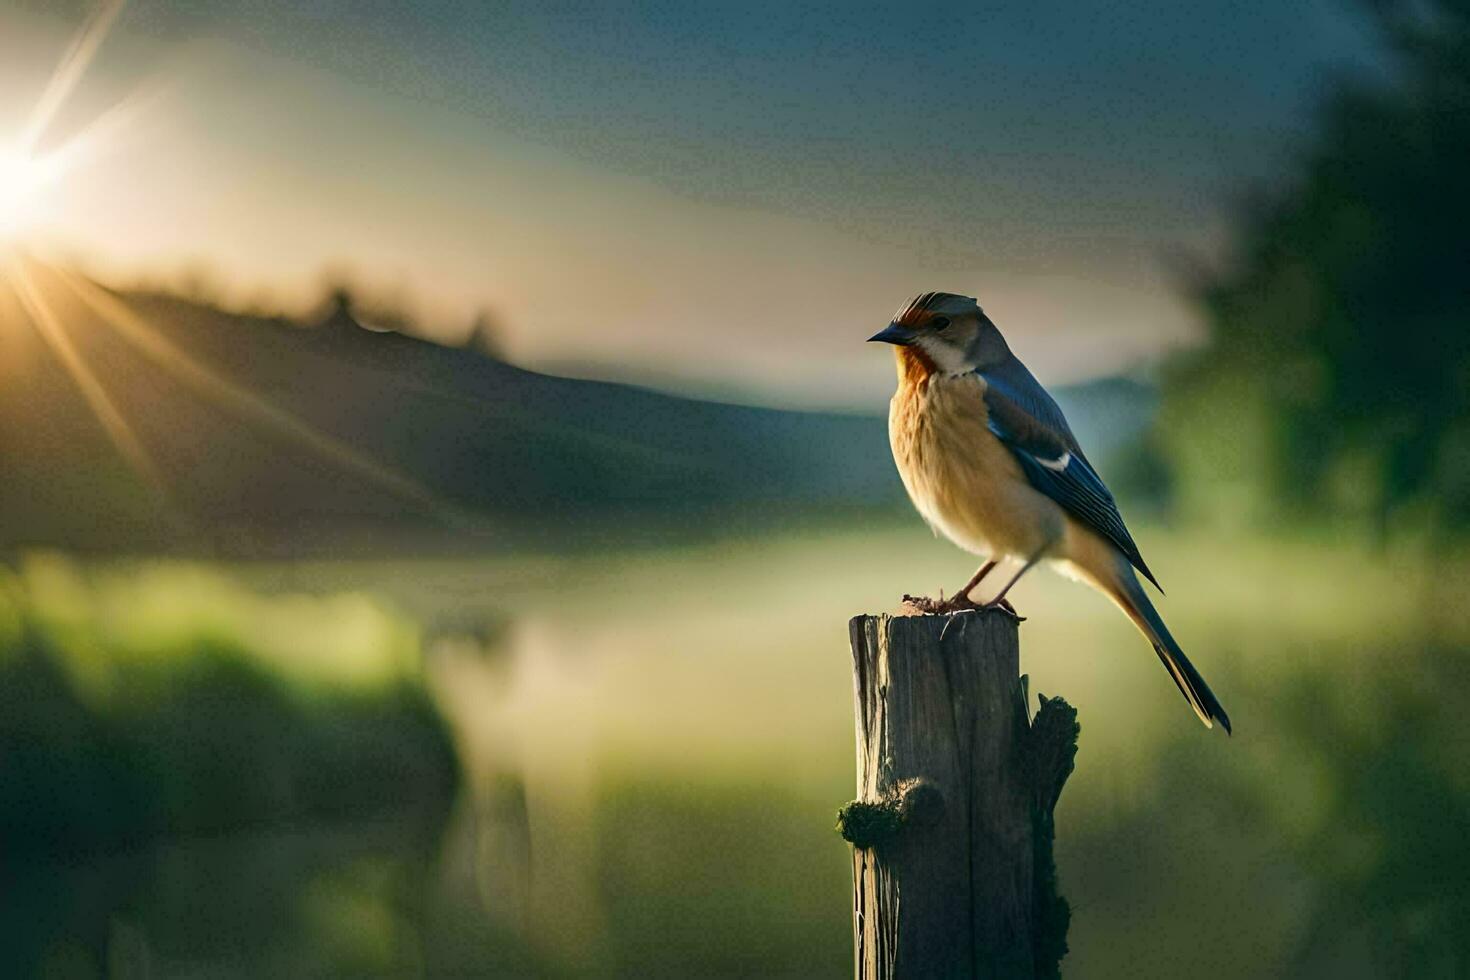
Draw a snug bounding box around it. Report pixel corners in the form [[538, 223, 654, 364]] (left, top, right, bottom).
[[0, 273, 1155, 554]]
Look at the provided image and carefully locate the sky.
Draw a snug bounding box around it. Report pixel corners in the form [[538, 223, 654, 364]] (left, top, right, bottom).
[[0, 1, 1379, 408]]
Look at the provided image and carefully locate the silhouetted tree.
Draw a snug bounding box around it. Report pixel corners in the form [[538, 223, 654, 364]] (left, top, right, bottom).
[[314, 283, 413, 335], [465, 310, 504, 360]]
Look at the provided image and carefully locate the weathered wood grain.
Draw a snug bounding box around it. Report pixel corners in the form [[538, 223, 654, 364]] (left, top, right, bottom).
[[841, 610, 1077, 979]]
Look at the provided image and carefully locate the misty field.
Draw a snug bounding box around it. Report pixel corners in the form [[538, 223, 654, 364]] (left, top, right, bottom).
[[3, 521, 1467, 977]]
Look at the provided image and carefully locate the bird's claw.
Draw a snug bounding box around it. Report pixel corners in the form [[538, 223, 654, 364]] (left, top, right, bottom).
[[983, 597, 1025, 621]]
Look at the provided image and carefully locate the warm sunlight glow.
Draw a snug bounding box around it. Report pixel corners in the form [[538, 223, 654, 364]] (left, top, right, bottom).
[[0, 0, 134, 246], [0, 146, 57, 240]]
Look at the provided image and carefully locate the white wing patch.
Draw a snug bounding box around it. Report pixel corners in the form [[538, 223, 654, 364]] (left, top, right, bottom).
[[1036, 450, 1072, 472]]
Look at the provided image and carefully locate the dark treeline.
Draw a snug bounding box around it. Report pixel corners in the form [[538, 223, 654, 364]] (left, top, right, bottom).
[[1154, 0, 1470, 537]]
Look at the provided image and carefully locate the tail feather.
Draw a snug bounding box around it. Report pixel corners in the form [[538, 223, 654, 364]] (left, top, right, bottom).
[[1108, 564, 1232, 734]]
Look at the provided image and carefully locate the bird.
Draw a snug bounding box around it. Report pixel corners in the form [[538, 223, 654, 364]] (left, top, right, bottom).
[[869, 291, 1231, 733]]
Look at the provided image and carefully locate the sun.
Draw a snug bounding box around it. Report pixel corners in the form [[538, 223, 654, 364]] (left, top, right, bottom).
[[0, 0, 130, 244], [0, 145, 58, 241]]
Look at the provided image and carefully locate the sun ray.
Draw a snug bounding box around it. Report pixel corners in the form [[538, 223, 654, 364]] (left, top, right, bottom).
[[39, 82, 160, 182], [6, 1, 481, 532], [46, 262, 481, 528], [1, 1, 165, 244], [6, 261, 169, 502], [20, 0, 127, 155]]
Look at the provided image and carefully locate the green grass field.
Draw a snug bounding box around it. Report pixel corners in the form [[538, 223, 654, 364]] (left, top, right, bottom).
[[4, 522, 1467, 976]]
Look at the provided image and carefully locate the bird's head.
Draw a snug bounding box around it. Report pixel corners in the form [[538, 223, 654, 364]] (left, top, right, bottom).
[[868, 291, 1008, 377]]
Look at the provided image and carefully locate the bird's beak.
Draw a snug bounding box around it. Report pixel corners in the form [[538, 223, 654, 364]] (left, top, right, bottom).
[[868, 322, 917, 346]]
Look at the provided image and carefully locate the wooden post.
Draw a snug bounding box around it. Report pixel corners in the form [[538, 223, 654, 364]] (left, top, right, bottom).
[[837, 609, 1078, 979]]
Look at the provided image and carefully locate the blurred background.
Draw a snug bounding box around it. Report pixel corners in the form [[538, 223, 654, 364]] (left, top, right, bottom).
[[1, 0, 1467, 976]]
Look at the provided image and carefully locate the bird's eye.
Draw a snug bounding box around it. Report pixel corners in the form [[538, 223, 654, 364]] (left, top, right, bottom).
[[931, 316, 951, 331]]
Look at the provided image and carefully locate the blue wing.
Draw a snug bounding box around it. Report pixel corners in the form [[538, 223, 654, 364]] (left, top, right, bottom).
[[980, 361, 1162, 591]]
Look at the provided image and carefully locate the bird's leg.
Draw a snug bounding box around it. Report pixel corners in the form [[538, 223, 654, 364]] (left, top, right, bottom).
[[982, 552, 1044, 614], [904, 559, 1000, 614], [952, 559, 998, 605]]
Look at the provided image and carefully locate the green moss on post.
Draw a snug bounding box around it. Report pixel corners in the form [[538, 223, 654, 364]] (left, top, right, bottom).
[[836, 799, 904, 849], [836, 777, 944, 849]]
